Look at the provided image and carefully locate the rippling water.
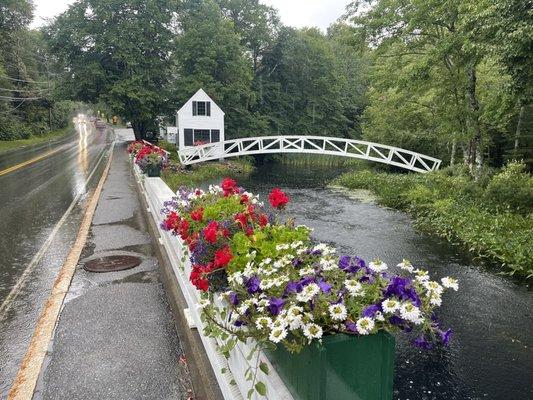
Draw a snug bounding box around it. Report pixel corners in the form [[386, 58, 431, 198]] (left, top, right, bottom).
[[237, 162, 533, 400]]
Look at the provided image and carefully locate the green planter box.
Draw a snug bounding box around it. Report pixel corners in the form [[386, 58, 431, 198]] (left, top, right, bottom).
[[266, 332, 394, 400], [145, 164, 162, 177]]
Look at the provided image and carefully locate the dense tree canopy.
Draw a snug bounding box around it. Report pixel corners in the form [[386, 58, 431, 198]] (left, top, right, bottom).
[[2, 0, 530, 172], [45, 0, 178, 139]]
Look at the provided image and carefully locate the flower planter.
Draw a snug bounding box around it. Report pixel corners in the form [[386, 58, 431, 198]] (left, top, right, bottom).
[[145, 164, 162, 177], [266, 332, 394, 400]]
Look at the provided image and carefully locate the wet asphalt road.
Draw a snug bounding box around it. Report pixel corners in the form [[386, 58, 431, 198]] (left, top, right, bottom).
[[0, 123, 114, 397]]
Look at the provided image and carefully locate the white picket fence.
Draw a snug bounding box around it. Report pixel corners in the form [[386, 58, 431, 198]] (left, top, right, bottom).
[[132, 164, 294, 400]]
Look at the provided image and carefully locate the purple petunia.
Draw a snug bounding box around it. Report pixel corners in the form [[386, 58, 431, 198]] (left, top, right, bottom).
[[345, 321, 358, 333], [338, 255, 366, 273], [246, 276, 261, 294], [413, 335, 433, 349], [384, 276, 421, 307], [228, 292, 239, 306], [268, 297, 285, 315], [284, 281, 303, 295], [317, 279, 332, 293], [362, 304, 381, 318], [438, 328, 453, 346]]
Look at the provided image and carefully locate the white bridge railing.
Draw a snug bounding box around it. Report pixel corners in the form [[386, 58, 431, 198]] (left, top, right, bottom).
[[178, 135, 441, 173]]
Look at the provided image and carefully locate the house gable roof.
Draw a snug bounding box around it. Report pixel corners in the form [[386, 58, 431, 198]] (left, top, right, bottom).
[[177, 88, 225, 115]]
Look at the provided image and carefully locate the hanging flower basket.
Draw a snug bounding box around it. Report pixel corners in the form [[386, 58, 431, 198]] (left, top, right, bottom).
[[267, 332, 394, 400]]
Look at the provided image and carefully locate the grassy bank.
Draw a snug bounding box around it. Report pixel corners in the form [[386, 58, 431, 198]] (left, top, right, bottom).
[[162, 160, 254, 191], [157, 140, 254, 190], [0, 126, 72, 154], [333, 162, 533, 281]]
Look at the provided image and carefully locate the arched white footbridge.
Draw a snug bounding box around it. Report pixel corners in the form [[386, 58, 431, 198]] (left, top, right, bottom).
[[178, 135, 442, 173]]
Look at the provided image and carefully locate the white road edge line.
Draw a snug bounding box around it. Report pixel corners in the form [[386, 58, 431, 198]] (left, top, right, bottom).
[[0, 145, 108, 319]]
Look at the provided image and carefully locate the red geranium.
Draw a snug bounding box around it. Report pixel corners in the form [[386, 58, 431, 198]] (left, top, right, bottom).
[[190, 264, 211, 292], [240, 194, 249, 204], [214, 246, 233, 268], [203, 221, 219, 244], [258, 213, 269, 227], [190, 208, 204, 222], [221, 177, 238, 197], [234, 212, 248, 228], [268, 188, 289, 210]]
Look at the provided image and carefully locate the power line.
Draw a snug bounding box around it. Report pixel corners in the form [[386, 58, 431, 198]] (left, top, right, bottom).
[[0, 75, 48, 84], [0, 95, 45, 101], [0, 87, 51, 93], [0, 99, 27, 114]]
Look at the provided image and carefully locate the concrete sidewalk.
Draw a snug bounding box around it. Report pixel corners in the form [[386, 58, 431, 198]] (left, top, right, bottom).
[[36, 142, 195, 400]]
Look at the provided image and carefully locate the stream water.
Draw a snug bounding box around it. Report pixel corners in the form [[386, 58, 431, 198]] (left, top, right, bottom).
[[236, 162, 533, 400]]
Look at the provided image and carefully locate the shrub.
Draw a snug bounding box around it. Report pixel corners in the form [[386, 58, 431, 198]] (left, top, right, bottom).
[[484, 161, 533, 213]]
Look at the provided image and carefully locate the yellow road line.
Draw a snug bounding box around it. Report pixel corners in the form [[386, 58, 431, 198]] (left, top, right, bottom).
[[0, 141, 75, 177], [7, 142, 115, 400]]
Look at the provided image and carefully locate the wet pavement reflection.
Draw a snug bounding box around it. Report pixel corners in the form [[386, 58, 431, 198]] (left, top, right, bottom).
[[0, 122, 113, 397]]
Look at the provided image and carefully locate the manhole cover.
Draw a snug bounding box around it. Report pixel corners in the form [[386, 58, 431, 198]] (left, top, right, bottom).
[[84, 255, 141, 273]]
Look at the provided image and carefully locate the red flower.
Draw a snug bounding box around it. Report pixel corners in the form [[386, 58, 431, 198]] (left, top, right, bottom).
[[258, 213, 269, 227], [268, 188, 289, 210], [203, 221, 219, 244], [221, 177, 238, 196], [214, 246, 233, 268], [190, 208, 204, 222], [163, 211, 180, 232], [190, 264, 210, 292], [178, 219, 190, 240], [245, 227, 254, 236], [234, 212, 248, 228], [240, 194, 249, 204]]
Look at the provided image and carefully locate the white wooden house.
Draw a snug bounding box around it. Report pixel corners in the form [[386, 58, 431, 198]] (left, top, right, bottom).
[[176, 89, 225, 150]]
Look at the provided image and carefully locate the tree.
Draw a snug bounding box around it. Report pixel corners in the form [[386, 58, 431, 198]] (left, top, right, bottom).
[[346, 0, 521, 172], [45, 0, 177, 139], [173, 0, 256, 138]]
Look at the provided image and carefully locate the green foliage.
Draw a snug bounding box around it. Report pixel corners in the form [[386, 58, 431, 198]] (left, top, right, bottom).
[[45, 0, 177, 140], [484, 161, 533, 213], [334, 164, 533, 279], [161, 159, 254, 191]]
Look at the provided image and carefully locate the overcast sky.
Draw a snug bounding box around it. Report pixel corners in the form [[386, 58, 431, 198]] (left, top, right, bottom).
[[30, 0, 351, 30]]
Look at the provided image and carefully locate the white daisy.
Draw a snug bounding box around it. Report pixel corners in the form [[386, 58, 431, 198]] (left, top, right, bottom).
[[269, 327, 288, 343], [299, 267, 315, 277], [424, 280, 444, 295], [413, 269, 429, 282], [345, 279, 364, 296], [397, 259, 414, 273], [329, 304, 348, 321], [356, 317, 375, 335], [400, 302, 422, 323], [255, 317, 272, 330], [368, 259, 388, 273], [296, 283, 320, 302], [319, 258, 337, 271], [381, 298, 400, 313], [429, 293, 442, 306], [441, 277, 459, 291], [302, 323, 323, 341]]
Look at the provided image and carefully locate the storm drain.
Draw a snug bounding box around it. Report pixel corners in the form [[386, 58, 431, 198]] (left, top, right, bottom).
[[83, 255, 142, 273]]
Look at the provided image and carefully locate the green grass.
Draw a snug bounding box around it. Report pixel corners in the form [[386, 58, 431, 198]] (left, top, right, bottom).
[[162, 158, 254, 192], [0, 126, 72, 154], [333, 164, 533, 281]]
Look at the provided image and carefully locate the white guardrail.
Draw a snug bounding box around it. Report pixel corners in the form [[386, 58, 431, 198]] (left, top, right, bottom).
[[132, 163, 294, 400]]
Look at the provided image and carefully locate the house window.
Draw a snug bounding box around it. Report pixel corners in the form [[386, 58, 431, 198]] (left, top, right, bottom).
[[193, 129, 210, 144], [184, 129, 193, 146], [185, 129, 221, 146], [192, 101, 211, 116]]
